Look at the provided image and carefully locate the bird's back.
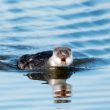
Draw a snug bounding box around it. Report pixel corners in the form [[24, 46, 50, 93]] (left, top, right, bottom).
[[17, 50, 52, 70]]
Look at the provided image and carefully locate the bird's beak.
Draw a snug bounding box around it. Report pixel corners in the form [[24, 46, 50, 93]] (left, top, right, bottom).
[[61, 61, 66, 65], [61, 58, 66, 65]]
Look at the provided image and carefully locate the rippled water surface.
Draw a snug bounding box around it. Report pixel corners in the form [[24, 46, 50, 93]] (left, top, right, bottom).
[[0, 0, 110, 110]]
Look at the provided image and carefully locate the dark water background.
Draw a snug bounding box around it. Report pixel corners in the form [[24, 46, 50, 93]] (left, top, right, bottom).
[[0, 0, 110, 110]]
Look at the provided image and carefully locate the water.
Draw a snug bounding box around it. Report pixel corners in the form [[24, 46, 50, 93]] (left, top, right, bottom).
[[0, 0, 110, 109]]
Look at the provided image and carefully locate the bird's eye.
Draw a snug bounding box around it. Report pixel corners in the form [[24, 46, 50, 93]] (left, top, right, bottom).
[[65, 51, 70, 57], [57, 51, 62, 57]]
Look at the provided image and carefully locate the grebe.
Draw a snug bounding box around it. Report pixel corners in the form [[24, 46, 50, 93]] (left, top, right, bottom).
[[17, 47, 73, 70]]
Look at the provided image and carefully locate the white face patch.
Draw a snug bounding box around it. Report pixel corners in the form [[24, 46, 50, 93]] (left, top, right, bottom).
[[53, 53, 61, 66], [66, 54, 73, 66]]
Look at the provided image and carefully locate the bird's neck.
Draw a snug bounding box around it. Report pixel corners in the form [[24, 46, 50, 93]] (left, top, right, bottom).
[[48, 54, 73, 67], [48, 56, 57, 66]]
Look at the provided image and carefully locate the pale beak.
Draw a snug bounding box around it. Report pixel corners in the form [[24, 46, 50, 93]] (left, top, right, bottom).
[[61, 58, 66, 65]]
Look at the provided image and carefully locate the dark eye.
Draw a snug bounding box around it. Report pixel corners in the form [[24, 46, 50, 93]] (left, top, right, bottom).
[[65, 51, 69, 56], [57, 50, 62, 57]]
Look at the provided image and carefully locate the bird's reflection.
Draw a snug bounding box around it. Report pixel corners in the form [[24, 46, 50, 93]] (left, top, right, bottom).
[[26, 67, 76, 103], [48, 67, 72, 99]]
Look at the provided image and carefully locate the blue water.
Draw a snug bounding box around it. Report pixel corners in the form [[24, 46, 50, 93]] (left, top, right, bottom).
[[0, 0, 110, 110]]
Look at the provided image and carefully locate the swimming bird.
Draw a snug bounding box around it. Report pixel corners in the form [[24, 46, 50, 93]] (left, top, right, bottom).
[[17, 47, 73, 70]]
